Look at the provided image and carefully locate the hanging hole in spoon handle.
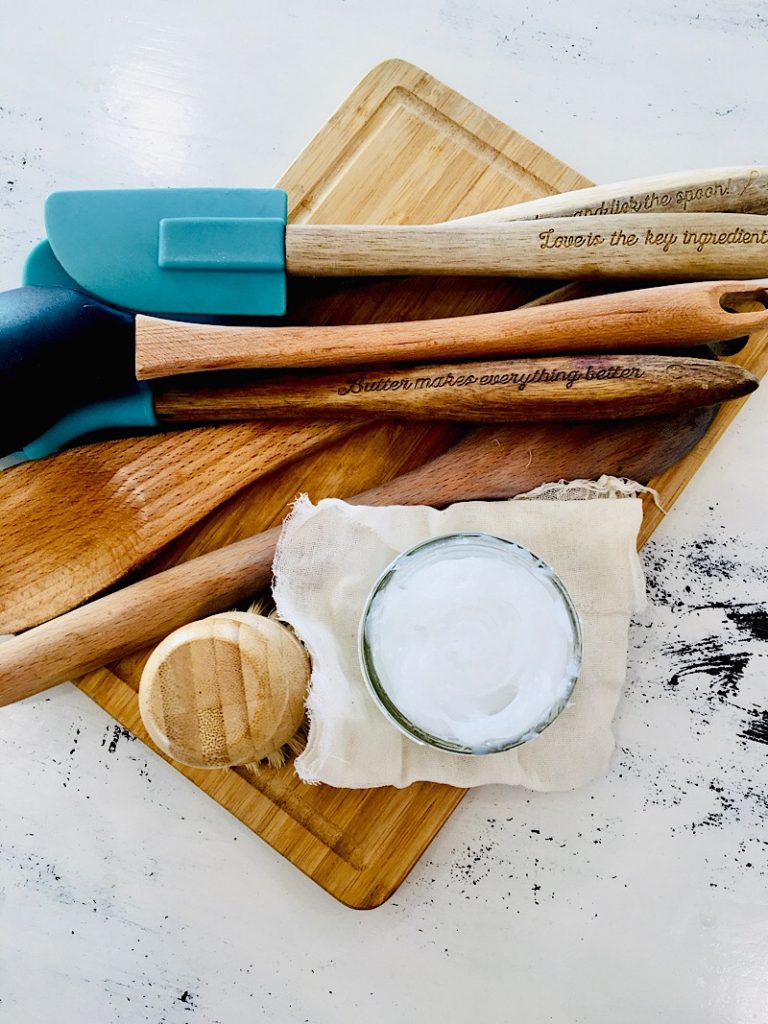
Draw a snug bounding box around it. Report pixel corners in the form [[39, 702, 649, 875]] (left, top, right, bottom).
[[714, 282, 768, 358], [717, 282, 768, 315]]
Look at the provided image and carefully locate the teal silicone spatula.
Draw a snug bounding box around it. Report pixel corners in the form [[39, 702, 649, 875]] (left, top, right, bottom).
[[24, 183, 768, 317]]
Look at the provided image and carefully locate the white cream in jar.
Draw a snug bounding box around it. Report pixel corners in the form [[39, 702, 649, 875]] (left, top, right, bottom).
[[359, 533, 582, 754]]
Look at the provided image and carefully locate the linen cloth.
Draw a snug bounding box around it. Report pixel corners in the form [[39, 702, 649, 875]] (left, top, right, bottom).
[[272, 478, 647, 790]]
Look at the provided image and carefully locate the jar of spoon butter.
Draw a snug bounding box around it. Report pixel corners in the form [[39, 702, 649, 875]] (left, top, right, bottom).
[[358, 532, 582, 754]]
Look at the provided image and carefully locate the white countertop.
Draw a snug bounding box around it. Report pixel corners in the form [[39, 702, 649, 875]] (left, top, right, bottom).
[[1, 3, 767, 1022]]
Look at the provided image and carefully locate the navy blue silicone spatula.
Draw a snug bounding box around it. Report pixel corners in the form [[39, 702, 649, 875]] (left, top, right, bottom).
[[0, 285, 759, 468]]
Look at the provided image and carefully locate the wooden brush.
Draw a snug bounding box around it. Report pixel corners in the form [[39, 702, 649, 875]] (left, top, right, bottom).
[[138, 601, 310, 770]]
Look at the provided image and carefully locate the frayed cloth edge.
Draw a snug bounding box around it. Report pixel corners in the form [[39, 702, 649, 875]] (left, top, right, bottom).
[[513, 474, 666, 511]]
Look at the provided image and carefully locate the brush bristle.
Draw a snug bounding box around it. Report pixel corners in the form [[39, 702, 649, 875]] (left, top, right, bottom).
[[239, 720, 309, 774], [247, 595, 276, 618]]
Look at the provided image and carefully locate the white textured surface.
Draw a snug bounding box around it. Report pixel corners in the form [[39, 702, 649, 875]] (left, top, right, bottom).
[[1, 3, 767, 1022]]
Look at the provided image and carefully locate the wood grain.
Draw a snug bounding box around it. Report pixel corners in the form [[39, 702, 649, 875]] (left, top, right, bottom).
[[64, 60, 768, 908], [0, 526, 281, 705], [0, 420, 358, 634], [134, 278, 768, 379], [138, 612, 309, 768], [154, 355, 757, 423], [284, 215, 768, 278]]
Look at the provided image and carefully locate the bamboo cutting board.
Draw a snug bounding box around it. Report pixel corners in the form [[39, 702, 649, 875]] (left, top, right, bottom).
[[75, 59, 768, 908]]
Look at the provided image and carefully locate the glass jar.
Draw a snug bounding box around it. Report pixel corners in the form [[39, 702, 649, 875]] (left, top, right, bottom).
[[358, 532, 583, 755]]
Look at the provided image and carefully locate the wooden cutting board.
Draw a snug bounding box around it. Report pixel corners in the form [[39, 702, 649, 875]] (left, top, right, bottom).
[[75, 59, 768, 909]]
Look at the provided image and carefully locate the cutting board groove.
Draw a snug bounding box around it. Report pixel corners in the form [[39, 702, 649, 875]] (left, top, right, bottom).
[[74, 59, 767, 909]]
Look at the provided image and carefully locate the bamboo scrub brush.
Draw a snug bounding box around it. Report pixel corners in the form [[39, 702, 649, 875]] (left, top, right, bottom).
[[138, 600, 311, 770]]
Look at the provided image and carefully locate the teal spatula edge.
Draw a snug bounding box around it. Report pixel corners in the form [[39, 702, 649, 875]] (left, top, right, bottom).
[[0, 385, 158, 469]]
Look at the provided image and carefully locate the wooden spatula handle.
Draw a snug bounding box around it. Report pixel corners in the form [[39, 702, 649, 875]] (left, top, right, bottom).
[[355, 410, 714, 505], [284, 214, 768, 277], [135, 279, 768, 379], [0, 411, 713, 705], [154, 355, 756, 423], [450, 166, 768, 224]]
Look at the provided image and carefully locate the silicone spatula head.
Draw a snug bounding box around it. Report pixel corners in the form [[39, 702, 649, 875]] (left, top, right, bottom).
[[0, 286, 140, 457], [24, 188, 288, 317]]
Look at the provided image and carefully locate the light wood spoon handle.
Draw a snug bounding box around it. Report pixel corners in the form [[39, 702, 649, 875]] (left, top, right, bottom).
[[154, 355, 757, 424], [450, 166, 768, 224], [0, 410, 714, 705], [136, 279, 768, 379], [283, 214, 768, 277], [0, 526, 282, 708]]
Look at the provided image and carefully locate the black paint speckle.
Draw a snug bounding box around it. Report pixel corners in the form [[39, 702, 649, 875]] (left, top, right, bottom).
[[104, 724, 137, 754], [740, 709, 768, 746], [726, 605, 768, 642], [178, 989, 196, 1009]]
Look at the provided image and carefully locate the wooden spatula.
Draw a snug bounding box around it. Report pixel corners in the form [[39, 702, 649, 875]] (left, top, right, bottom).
[[449, 166, 768, 223], [0, 420, 358, 634], [0, 407, 714, 706]]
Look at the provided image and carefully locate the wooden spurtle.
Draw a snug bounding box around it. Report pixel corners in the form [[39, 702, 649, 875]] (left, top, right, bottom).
[[0, 408, 714, 706], [155, 354, 756, 423], [135, 279, 768, 378], [0, 420, 359, 634]]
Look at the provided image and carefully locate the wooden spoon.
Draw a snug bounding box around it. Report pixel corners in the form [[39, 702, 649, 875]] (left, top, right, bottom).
[[0, 407, 714, 705], [136, 278, 768, 378]]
